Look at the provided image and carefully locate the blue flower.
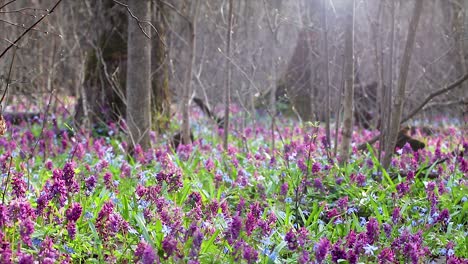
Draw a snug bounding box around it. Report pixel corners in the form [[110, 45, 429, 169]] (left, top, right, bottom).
[[32, 238, 42, 247], [84, 211, 93, 219], [64, 245, 75, 254], [284, 197, 293, 204], [268, 251, 278, 260], [363, 244, 378, 256], [347, 207, 358, 215], [360, 217, 367, 226], [439, 248, 447, 256]]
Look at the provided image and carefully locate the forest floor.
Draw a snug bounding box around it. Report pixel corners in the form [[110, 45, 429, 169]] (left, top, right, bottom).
[[0, 106, 466, 263]]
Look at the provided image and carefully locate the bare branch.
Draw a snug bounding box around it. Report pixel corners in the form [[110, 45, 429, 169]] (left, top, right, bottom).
[[358, 72, 468, 151], [0, 0, 63, 59], [112, 0, 160, 41], [0, 0, 17, 10], [401, 72, 468, 123]]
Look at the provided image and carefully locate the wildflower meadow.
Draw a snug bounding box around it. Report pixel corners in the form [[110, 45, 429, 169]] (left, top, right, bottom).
[[0, 105, 466, 264]]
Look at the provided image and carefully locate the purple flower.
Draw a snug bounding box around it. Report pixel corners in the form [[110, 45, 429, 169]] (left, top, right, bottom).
[[104, 172, 114, 190], [11, 172, 27, 199], [403, 142, 413, 154], [245, 212, 257, 236], [337, 196, 349, 210], [396, 181, 410, 196], [383, 223, 392, 238], [406, 171, 415, 181], [285, 229, 298, 250], [85, 175, 97, 193], [437, 208, 450, 224], [205, 158, 215, 171], [280, 182, 289, 196], [162, 235, 177, 259], [0, 240, 12, 264], [226, 215, 242, 242], [20, 218, 34, 246], [190, 228, 204, 258], [298, 158, 307, 173], [377, 248, 395, 264], [366, 218, 380, 245], [0, 205, 9, 227], [351, 173, 367, 187], [298, 250, 310, 264], [67, 221, 77, 239], [242, 244, 258, 264], [45, 160, 53, 170], [51, 169, 67, 207], [297, 227, 310, 247], [347, 249, 357, 264], [120, 162, 131, 178], [392, 207, 401, 224], [95, 201, 128, 239], [18, 253, 34, 264], [142, 245, 157, 264], [314, 178, 323, 191], [63, 162, 78, 193], [315, 237, 331, 264], [331, 241, 347, 263], [38, 237, 59, 261], [312, 162, 321, 173], [135, 241, 148, 260], [66, 203, 82, 222]]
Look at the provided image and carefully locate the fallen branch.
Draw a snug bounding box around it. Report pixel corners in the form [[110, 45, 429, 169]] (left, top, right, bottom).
[[401, 72, 468, 123], [358, 72, 468, 151]]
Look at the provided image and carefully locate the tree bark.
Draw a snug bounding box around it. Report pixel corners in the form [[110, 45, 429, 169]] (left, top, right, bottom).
[[152, 2, 171, 134], [382, 0, 424, 169], [181, 0, 200, 145], [75, 0, 127, 128], [339, 0, 355, 165], [223, 0, 234, 150], [126, 0, 152, 150], [322, 0, 331, 149]]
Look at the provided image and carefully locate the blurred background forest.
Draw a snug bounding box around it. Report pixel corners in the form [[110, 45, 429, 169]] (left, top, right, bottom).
[[0, 0, 467, 160]]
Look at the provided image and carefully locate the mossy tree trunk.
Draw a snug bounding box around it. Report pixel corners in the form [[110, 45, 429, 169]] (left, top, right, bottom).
[[74, 0, 127, 129], [75, 0, 170, 137], [151, 2, 171, 134]]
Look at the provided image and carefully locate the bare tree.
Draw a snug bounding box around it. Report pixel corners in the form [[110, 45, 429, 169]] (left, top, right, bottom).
[[382, 0, 424, 170], [181, 0, 200, 145], [126, 0, 152, 150], [223, 0, 234, 150], [321, 0, 331, 149], [151, 2, 171, 133], [339, 0, 355, 165]]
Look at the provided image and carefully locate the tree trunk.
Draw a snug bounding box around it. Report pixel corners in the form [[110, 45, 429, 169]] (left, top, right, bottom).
[[126, 0, 152, 150], [382, 0, 424, 170], [321, 0, 331, 149], [380, 0, 395, 163], [74, 0, 127, 128], [152, 2, 171, 134], [339, 0, 355, 165], [223, 0, 234, 150], [181, 0, 200, 145]]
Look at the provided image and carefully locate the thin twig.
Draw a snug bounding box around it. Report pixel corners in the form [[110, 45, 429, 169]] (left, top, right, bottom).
[[112, 0, 163, 43], [0, 0, 63, 59], [0, 0, 17, 10], [358, 72, 468, 151], [2, 156, 13, 205], [0, 47, 16, 110]]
